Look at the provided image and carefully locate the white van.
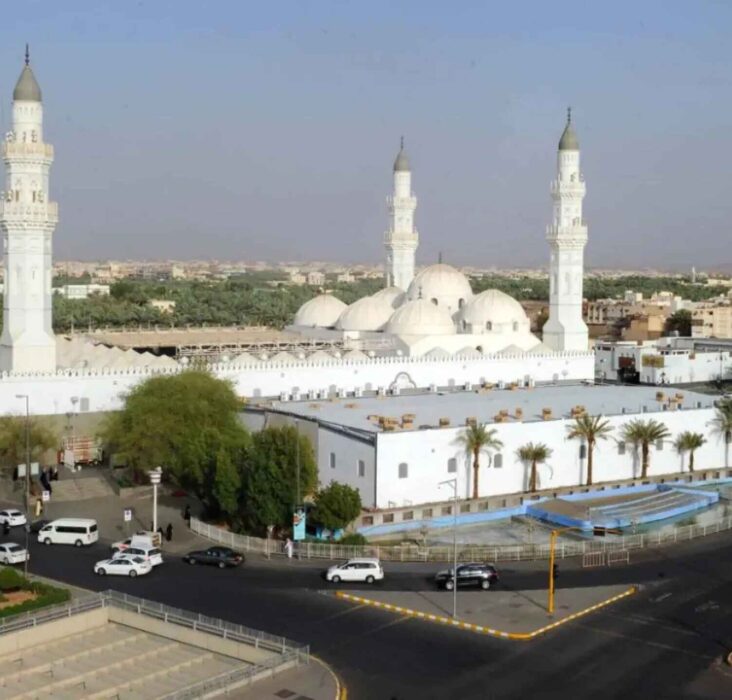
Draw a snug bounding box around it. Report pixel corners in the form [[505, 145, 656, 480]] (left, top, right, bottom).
[[38, 518, 99, 547]]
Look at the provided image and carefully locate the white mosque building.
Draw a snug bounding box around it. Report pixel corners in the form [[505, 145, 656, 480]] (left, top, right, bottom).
[[0, 51, 593, 418]]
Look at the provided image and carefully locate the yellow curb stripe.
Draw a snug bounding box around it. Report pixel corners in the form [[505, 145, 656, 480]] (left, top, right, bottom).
[[334, 586, 636, 641], [311, 654, 347, 700]]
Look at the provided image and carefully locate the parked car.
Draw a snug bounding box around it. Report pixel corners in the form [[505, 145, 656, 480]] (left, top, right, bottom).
[[111, 531, 162, 552], [325, 558, 384, 584], [0, 542, 29, 564], [94, 555, 152, 577], [434, 563, 499, 591], [28, 519, 50, 534], [183, 546, 244, 568], [0, 510, 27, 528], [112, 544, 163, 567]]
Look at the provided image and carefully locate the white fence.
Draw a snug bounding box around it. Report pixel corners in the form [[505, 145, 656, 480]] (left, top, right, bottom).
[[192, 515, 732, 563]]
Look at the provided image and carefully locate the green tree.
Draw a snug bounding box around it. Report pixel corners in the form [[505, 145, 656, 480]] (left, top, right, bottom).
[[240, 426, 317, 535], [454, 424, 504, 499], [711, 398, 732, 467], [100, 371, 249, 512], [566, 415, 613, 486], [516, 442, 552, 493], [665, 309, 692, 337], [311, 482, 362, 533], [620, 419, 670, 478], [0, 416, 57, 471], [213, 448, 241, 517], [674, 431, 706, 472]]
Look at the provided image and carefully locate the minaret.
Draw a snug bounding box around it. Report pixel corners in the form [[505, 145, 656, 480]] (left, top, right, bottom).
[[542, 109, 589, 352], [384, 138, 418, 290], [0, 47, 58, 373]]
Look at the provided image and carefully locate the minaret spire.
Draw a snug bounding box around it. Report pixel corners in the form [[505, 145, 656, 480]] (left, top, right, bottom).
[[542, 111, 588, 352]]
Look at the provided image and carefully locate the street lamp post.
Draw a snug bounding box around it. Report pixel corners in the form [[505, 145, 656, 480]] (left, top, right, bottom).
[[15, 394, 30, 577], [148, 467, 163, 534], [438, 477, 459, 619]]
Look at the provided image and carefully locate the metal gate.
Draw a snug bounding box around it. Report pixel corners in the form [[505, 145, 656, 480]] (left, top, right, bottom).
[[582, 551, 606, 568], [607, 550, 630, 566]]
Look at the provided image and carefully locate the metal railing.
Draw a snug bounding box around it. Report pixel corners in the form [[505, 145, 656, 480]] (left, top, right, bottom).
[[192, 514, 732, 563]]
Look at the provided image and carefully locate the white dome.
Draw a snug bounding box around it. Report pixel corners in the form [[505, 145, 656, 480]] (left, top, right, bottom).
[[293, 294, 347, 328], [372, 286, 406, 309], [406, 264, 473, 314], [457, 289, 530, 335], [385, 298, 456, 336], [336, 295, 394, 331]]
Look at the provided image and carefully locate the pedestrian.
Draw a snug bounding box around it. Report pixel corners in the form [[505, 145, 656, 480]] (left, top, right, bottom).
[[35, 498, 43, 518], [165, 523, 173, 542], [284, 537, 293, 560], [183, 504, 191, 523], [2, 521, 9, 536]]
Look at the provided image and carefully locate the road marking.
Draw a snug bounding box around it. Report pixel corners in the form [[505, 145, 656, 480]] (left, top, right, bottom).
[[311, 654, 347, 700], [323, 603, 368, 620]]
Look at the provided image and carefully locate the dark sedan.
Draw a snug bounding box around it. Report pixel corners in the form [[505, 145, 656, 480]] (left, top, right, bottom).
[[28, 519, 50, 534], [183, 546, 244, 568], [434, 563, 499, 591]]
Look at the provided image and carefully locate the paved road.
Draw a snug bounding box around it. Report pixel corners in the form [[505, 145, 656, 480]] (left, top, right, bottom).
[[7, 530, 732, 699]]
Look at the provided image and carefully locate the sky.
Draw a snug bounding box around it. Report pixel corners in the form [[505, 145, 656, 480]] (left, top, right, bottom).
[[2, 0, 732, 269]]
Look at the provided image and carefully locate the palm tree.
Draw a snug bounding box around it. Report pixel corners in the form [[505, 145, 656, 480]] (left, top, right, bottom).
[[517, 442, 553, 493], [620, 419, 670, 478], [711, 399, 732, 468], [454, 424, 503, 499], [674, 431, 706, 472], [566, 414, 613, 486]]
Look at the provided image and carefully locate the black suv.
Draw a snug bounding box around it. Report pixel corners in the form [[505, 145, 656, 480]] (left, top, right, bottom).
[[183, 546, 244, 568], [434, 563, 499, 591]]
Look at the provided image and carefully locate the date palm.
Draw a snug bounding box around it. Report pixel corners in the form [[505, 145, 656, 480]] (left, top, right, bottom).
[[517, 442, 552, 493], [566, 414, 613, 486], [711, 399, 732, 468], [674, 431, 706, 472], [620, 419, 670, 478], [454, 424, 503, 499]]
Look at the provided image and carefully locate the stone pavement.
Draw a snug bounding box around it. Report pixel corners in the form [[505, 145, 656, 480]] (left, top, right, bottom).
[[229, 659, 340, 700], [337, 582, 634, 635]]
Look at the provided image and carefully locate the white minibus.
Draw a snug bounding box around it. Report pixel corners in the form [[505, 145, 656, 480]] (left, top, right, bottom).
[[38, 518, 99, 547]]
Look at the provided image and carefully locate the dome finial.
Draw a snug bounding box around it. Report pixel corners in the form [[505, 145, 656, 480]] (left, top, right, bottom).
[[25, 43, 29, 66], [400, 135, 404, 150], [567, 105, 571, 125]]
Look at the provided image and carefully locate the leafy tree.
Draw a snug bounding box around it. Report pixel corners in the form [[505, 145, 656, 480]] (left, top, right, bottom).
[[100, 371, 249, 512], [213, 448, 241, 516], [454, 424, 503, 499], [674, 431, 706, 472], [311, 482, 362, 532], [516, 442, 552, 493], [711, 398, 732, 467], [239, 426, 317, 535], [665, 310, 692, 337], [0, 415, 57, 471], [566, 415, 613, 486], [620, 419, 670, 478]]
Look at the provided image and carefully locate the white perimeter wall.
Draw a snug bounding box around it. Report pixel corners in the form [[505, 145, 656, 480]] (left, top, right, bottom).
[[371, 407, 722, 508], [0, 352, 594, 416]]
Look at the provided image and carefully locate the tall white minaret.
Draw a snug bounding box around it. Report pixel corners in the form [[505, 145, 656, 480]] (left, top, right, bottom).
[[543, 109, 588, 352], [384, 138, 418, 290], [0, 46, 58, 373]]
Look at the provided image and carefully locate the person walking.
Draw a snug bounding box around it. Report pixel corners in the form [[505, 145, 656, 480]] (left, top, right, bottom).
[[183, 504, 191, 524], [34, 497, 43, 518], [165, 523, 173, 542], [284, 537, 294, 560]]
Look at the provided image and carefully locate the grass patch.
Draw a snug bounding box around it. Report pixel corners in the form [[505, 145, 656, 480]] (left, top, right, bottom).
[[0, 566, 70, 618]]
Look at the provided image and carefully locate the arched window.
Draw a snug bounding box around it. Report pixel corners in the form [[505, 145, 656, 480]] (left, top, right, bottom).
[[493, 454, 503, 468], [512, 321, 519, 332], [431, 298, 438, 306], [398, 462, 409, 479], [461, 320, 467, 331], [486, 321, 493, 331], [458, 298, 465, 308], [579, 444, 587, 459], [447, 458, 457, 473]]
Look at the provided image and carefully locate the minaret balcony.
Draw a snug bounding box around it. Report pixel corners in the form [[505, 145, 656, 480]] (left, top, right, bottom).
[[0, 201, 58, 223], [386, 195, 417, 208], [550, 180, 585, 196], [3, 142, 54, 159]]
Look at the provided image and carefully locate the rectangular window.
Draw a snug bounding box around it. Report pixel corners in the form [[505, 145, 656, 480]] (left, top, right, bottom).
[[579, 444, 587, 459], [618, 442, 626, 455], [447, 458, 457, 473], [398, 462, 408, 479], [329, 452, 336, 469], [493, 453, 503, 468], [656, 439, 664, 451], [357, 459, 365, 478]]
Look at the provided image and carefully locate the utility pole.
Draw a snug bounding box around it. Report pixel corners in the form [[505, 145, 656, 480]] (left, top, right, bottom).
[[439, 478, 459, 619], [15, 394, 30, 577]]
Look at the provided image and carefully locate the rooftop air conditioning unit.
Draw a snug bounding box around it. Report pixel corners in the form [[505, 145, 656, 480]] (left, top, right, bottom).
[[429, 384, 438, 393], [279, 392, 289, 402], [391, 386, 401, 396], [337, 388, 347, 398], [377, 386, 386, 397], [318, 389, 328, 400], [354, 387, 363, 397], [497, 380, 506, 390], [308, 389, 318, 400], [292, 390, 301, 401], [464, 381, 472, 391]]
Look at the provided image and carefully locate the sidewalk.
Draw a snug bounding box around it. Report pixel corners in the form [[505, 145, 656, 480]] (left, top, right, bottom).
[[229, 658, 340, 700]]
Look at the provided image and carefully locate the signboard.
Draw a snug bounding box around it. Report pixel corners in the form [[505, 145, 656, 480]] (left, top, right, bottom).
[[123, 508, 133, 523], [17, 462, 40, 478], [41, 491, 50, 502], [292, 507, 306, 541]]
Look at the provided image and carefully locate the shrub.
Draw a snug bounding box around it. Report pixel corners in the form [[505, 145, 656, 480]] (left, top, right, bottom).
[[339, 533, 367, 546], [0, 566, 70, 618], [0, 566, 26, 592]]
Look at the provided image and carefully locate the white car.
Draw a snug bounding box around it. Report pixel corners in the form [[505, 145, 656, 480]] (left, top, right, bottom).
[[325, 558, 384, 584], [94, 555, 152, 578], [112, 544, 163, 567], [0, 510, 27, 527], [111, 531, 161, 552], [0, 542, 29, 564]]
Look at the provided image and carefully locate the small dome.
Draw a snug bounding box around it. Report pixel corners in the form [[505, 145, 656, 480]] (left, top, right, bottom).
[[558, 111, 579, 151], [406, 264, 473, 314], [13, 65, 41, 102], [336, 295, 394, 331], [385, 298, 455, 336], [458, 289, 530, 335], [372, 286, 406, 308], [293, 294, 347, 328]]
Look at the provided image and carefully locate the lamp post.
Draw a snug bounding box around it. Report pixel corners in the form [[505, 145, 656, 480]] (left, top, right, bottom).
[[148, 467, 163, 535], [15, 394, 30, 577], [438, 477, 459, 619]]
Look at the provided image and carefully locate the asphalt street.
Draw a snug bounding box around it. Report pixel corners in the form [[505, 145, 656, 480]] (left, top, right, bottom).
[[5, 529, 732, 700]]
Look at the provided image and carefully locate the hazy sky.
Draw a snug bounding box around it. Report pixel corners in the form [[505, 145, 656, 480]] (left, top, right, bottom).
[[2, 1, 731, 269]]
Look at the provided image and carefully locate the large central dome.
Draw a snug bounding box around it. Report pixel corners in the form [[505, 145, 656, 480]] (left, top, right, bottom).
[[406, 264, 473, 314], [386, 298, 455, 336]]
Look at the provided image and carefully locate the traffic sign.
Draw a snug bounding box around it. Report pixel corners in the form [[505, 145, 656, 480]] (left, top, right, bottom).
[[123, 508, 133, 522], [41, 491, 50, 502]]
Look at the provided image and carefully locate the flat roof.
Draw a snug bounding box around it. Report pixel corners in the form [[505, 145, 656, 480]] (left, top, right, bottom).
[[256, 384, 715, 434]]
